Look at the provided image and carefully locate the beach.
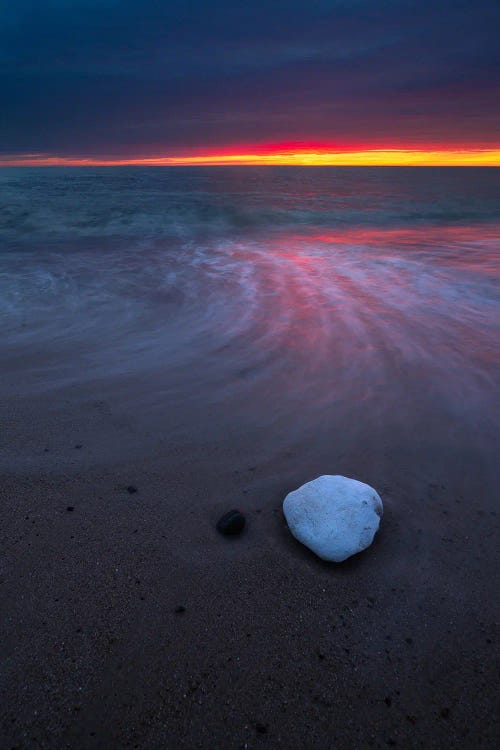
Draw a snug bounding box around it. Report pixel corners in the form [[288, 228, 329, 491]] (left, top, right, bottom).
[[1, 393, 498, 749], [1, 167, 499, 748]]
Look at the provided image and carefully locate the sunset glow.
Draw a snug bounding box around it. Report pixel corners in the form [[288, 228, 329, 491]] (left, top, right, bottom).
[[2, 148, 499, 167]]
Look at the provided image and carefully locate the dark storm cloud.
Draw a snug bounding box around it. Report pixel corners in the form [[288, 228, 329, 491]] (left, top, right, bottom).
[[1, 0, 499, 155]]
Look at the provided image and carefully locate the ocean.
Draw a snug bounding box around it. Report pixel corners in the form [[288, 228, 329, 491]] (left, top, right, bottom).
[[1, 166, 499, 463]]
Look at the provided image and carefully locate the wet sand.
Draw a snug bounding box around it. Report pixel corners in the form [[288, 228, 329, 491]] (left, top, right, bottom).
[[1, 386, 498, 750]]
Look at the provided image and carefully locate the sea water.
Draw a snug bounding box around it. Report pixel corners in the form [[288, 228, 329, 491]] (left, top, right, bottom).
[[1, 167, 499, 454]]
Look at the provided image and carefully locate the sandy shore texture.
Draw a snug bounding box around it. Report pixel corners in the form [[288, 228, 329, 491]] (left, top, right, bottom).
[[1, 383, 499, 750]]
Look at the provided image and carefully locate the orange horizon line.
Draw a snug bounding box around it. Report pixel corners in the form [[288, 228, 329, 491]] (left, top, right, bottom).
[[1, 147, 500, 167]]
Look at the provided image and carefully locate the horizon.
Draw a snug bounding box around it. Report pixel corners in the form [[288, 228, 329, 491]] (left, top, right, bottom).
[[2, 147, 500, 168]]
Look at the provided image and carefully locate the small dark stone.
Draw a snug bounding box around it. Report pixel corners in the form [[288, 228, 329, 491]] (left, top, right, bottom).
[[440, 707, 450, 719], [175, 606, 186, 614], [74, 444, 82, 449], [256, 722, 268, 734], [126, 485, 138, 494], [405, 637, 413, 645], [66, 506, 75, 512], [43, 448, 50, 453], [384, 696, 392, 707], [216, 509, 246, 535]]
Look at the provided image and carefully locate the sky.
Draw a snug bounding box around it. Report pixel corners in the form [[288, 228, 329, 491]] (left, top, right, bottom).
[[1, 0, 499, 165]]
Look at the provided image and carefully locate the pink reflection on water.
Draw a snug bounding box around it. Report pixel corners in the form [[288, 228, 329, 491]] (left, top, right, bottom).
[[1, 220, 498, 434], [310, 225, 500, 278], [209, 223, 499, 421]]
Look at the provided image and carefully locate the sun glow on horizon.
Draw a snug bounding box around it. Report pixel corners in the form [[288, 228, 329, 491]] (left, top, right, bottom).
[[1, 147, 500, 167]]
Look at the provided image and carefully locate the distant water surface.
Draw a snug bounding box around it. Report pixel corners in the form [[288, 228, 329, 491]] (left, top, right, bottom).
[[1, 167, 499, 456]]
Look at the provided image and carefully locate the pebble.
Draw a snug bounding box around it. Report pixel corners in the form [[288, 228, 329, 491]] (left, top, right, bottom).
[[283, 475, 383, 562], [216, 509, 246, 535]]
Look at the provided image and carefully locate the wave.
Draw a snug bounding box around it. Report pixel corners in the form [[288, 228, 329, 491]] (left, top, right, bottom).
[[1, 167, 499, 241], [1, 225, 498, 432]]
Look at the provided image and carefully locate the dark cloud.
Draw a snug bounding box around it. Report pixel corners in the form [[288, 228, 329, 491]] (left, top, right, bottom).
[[1, 0, 499, 155]]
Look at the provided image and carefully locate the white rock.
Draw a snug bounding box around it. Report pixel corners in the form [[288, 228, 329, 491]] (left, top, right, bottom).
[[283, 475, 383, 562]]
